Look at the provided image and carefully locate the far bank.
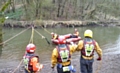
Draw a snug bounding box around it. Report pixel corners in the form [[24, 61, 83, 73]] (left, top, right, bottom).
[[3, 20, 120, 28]]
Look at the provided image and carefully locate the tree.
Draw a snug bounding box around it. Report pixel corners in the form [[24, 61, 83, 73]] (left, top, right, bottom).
[[0, 0, 10, 46]]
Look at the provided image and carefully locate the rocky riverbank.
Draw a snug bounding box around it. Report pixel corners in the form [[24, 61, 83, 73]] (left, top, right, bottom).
[[0, 52, 120, 73], [3, 20, 120, 28]]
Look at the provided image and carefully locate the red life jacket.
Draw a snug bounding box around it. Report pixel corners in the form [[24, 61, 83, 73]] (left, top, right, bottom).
[[81, 39, 96, 57], [56, 44, 71, 63], [23, 54, 39, 71]]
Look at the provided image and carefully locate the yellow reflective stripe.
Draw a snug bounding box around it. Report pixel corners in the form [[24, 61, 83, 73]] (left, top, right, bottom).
[[25, 67, 31, 73]]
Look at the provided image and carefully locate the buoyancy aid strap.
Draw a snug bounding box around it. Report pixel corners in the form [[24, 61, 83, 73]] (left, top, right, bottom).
[[25, 67, 31, 73], [25, 68, 36, 73], [29, 55, 39, 64], [25, 54, 39, 71], [92, 40, 96, 47], [66, 45, 71, 58], [56, 44, 71, 62], [56, 46, 62, 62], [82, 39, 95, 57]]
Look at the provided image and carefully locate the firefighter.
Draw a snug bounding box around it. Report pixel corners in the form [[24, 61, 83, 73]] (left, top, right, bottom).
[[75, 29, 102, 73], [51, 36, 76, 73], [23, 43, 43, 73]]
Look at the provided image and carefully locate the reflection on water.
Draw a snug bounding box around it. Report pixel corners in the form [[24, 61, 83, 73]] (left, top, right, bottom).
[[0, 27, 120, 69], [104, 35, 120, 55]]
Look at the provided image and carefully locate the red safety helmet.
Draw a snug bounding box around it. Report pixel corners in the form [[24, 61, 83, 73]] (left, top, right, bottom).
[[26, 43, 36, 53], [58, 36, 66, 44]]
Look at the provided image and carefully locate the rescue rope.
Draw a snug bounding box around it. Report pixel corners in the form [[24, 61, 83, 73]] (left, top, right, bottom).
[[29, 26, 34, 43], [11, 59, 23, 73], [95, 60, 102, 73], [40, 25, 51, 34], [43, 28, 51, 34], [11, 26, 35, 73], [34, 29, 45, 38], [34, 29, 50, 45], [0, 26, 31, 45]]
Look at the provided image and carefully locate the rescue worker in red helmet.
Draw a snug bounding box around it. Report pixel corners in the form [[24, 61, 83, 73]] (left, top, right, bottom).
[[70, 28, 79, 38], [75, 29, 102, 73], [51, 32, 59, 40], [51, 36, 77, 73], [23, 43, 43, 73]]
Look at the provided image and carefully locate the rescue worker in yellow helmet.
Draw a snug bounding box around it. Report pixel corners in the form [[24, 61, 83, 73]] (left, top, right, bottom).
[[51, 36, 76, 73], [23, 43, 43, 73], [70, 28, 79, 38], [51, 32, 59, 40], [75, 29, 102, 73]]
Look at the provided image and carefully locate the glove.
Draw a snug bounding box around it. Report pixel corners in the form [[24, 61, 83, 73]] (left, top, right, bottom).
[[97, 57, 101, 61]]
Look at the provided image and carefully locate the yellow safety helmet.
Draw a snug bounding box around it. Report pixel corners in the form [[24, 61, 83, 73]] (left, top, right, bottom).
[[84, 29, 93, 38]]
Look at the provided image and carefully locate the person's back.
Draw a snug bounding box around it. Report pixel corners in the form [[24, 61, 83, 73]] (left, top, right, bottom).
[[51, 36, 76, 73], [75, 29, 102, 73], [23, 43, 43, 73]]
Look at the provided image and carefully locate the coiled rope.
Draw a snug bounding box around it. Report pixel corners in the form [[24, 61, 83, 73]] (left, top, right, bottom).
[[11, 26, 34, 73]]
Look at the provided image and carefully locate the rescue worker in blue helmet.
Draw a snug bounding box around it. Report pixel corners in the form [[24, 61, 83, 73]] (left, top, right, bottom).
[[51, 36, 76, 73], [75, 29, 102, 73], [23, 43, 43, 73]]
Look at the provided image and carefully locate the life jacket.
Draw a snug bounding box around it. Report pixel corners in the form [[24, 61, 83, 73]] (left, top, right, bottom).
[[74, 31, 79, 36], [52, 34, 58, 39], [23, 53, 39, 71], [56, 44, 71, 63], [81, 39, 96, 57]]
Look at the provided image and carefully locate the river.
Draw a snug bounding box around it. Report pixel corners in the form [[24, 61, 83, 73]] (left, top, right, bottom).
[[0, 26, 120, 73]]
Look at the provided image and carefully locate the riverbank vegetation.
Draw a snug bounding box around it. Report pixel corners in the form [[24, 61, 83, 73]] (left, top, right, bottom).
[[1, 0, 120, 27]]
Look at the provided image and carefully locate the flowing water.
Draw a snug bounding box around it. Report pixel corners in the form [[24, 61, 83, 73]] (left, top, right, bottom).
[[0, 26, 120, 72]]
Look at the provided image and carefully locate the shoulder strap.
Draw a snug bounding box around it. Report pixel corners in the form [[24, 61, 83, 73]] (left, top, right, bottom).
[[56, 44, 71, 62], [66, 45, 71, 58], [29, 54, 39, 63]]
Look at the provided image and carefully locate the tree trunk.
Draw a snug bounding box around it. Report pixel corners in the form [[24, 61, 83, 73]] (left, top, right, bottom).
[[52, 0, 56, 4], [57, 0, 62, 17], [60, 0, 67, 16], [10, 0, 15, 12], [35, 0, 43, 19], [79, 0, 85, 20], [22, 0, 30, 20], [35, 0, 39, 18], [0, 26, 2, 57]]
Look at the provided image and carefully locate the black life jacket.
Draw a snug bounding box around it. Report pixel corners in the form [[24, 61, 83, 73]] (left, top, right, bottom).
[[56, 44, 71, 63], [81, 38, 96, 57]]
